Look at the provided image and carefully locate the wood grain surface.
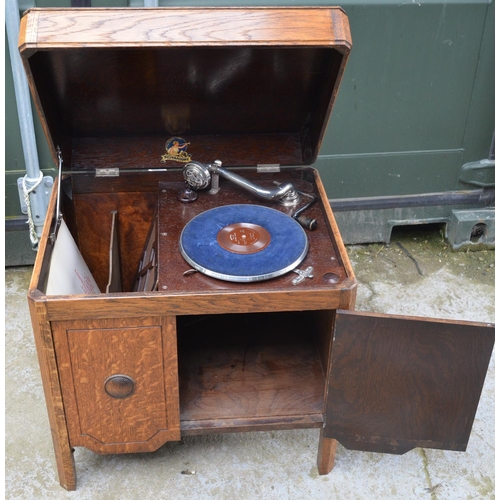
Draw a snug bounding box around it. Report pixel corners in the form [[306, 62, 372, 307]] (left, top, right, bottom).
[[70, 135, 306, 171], [28, 297, 77, 490], [20, 8, 351, 49], [73, 191, 157, 292], [22, 46, 343, 168], [324, 310, 495, 454], [157, 168, 349, 294], [53, 316, 180, 454], [133, 205, 158, 292], [317, 428, 338, 475], [177, 311, 326, 432]]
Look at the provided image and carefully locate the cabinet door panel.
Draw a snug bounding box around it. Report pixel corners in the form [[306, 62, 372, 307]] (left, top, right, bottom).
[[324, 310, 494, 454], [53, 316, 180, 453]]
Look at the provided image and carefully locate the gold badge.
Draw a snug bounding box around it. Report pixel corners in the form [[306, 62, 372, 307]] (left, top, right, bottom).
[[161, 137, 191, 163]]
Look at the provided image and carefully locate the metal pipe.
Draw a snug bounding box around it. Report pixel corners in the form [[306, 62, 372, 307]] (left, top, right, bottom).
[[6, 0, 49, 245], [6, 0, 40, 179]]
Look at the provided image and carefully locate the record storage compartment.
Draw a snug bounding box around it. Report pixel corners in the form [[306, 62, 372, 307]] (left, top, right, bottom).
[[177, 310, 330, 435], [54, 172, 162, 295]]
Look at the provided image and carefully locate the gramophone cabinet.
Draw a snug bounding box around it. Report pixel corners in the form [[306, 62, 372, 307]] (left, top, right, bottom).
[[20, 7, 494, 491]]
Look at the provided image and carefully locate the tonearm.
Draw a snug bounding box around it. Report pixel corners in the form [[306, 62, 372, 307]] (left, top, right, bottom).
[[180, 160, 317, 230]]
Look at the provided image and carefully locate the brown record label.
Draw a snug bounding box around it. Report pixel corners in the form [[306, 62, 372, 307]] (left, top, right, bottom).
[[217, 223, 271, 254]]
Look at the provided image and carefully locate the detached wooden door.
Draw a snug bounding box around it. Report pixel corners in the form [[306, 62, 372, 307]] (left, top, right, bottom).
[[324, 310, 494, 454]]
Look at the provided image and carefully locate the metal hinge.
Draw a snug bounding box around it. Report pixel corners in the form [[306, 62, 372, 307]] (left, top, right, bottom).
[[96, 167, 120, 177], [257, 164, 280, 173]]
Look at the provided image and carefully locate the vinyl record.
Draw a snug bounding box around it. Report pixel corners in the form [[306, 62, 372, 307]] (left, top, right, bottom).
[[179, 204, 308, 282]]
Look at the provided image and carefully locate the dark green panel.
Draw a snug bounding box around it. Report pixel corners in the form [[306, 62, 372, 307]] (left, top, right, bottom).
[[5, 33, 25, 174], [323, 3, 488, 155], [5, 171, 25, 217], [316, 150, 463, 199], [460, 1, 494, 166], [317, 1, 493, 198], [22, 0, 129, 8], [5, 228, 36, 267], [91, 0, 130, 6], [33, 0, 72, 7]]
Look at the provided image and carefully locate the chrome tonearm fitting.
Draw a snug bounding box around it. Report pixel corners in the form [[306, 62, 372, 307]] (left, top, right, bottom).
[[182, 160, 301, 206], [181, 160, 318, 230]]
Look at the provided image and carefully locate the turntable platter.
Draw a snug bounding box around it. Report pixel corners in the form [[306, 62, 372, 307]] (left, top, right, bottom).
[[179, 204, 308, 282]]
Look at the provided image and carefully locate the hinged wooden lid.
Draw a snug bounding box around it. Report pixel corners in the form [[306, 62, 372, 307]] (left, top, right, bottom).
[[19, 7, 351, 171]]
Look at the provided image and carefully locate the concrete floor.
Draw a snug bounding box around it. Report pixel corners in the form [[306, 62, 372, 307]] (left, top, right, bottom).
[[5, 225, 495, 499]]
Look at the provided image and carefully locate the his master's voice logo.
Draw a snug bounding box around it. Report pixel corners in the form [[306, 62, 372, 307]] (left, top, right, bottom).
[[161, 137, 192, 163]]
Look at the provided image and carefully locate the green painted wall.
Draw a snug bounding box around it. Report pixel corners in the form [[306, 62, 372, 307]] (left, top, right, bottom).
[[317, 0, 494, 199], [5, 0, 494, 256]]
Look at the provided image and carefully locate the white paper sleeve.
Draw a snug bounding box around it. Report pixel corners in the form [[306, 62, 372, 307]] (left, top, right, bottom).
[[45, 219, 101, 295]]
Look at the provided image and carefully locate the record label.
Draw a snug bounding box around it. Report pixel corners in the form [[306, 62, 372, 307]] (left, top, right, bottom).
[[217, 223, 271, 254]]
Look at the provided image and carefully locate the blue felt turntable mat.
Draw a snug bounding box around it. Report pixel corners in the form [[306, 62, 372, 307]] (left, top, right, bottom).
[[179, 204, 308, 282]]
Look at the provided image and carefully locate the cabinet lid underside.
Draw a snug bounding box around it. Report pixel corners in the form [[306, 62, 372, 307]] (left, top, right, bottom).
[[19, 8, 351, 170]]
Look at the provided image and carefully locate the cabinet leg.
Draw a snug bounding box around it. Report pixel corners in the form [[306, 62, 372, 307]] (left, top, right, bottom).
[[53, 441, 77, 491], [28, 300, 77, 490], [317, 428, 337, 475]]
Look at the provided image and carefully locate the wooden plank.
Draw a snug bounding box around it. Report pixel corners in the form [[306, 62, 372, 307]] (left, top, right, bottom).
[[71, 135, 304, 171], [324, 310, 495, 454], [28, 174, 58, 294], [42, 287, 355, 321], [24, 46, 341, 162], [162, 315, 181, 440], [181, 415, 324, 436], [313, 169, 357, 287], [314, 311, 337, 475], [311, 169, 357, 472], [21, 8, 350, 49]]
